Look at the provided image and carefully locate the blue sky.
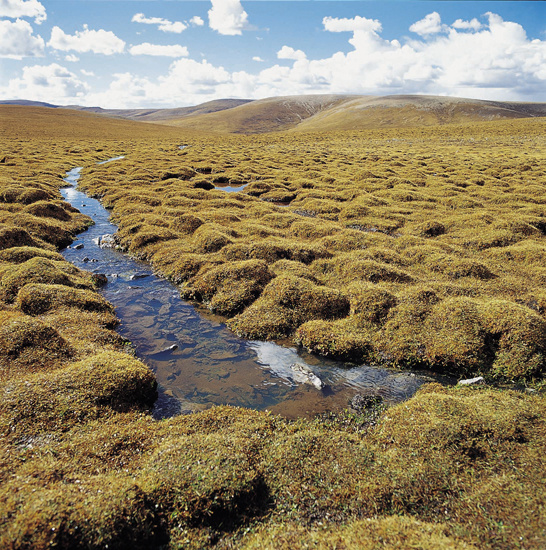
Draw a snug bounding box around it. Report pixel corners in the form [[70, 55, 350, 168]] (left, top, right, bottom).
[[1, 0, 545, 108]]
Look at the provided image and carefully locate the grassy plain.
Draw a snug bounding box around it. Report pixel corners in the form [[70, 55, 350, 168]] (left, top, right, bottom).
[[0, 104, 545, 549]]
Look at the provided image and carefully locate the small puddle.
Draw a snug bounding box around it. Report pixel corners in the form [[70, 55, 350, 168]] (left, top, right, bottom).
[[60, 161, 449, 419], [213, 182, 248, 193]]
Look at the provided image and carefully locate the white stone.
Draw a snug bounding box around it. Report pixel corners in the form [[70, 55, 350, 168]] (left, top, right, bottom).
[[289, 363, 324, 390], [457, 376, 485, 386]]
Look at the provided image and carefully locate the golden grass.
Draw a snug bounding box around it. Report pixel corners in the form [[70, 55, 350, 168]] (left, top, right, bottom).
[[0, 105, 545, 549]]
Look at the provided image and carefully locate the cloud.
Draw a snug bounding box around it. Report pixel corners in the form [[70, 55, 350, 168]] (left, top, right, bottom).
[[452, 18, 483, 32], [253, 56, 264, 62], [129, 43, 189, 58], [323, 15, 382, 34], [80, 69, 94, 77], [190, 16, 204, 27], [208, 0, 249, 36], [65, 54, 79, 62], [409, 12, 447, 36], [0, 18, 44, 59], [48, 25, 125, 55], [0, 0, 46, 24], [11, 11, 545, 108], [0, 63, 89, 102], [131, 13, 187, 34], [277, 45, 306, 61]]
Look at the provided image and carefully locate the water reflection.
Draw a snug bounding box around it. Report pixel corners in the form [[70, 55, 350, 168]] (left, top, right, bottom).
[[97, 155, 125, 165], [213, 182, 248, 193]]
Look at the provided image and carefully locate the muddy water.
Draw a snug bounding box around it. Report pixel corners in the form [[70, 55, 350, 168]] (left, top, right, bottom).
[[61, 163, 449, 419]]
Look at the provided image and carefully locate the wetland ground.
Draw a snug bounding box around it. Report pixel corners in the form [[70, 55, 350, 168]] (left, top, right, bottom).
[[0, 104, 545, 549]]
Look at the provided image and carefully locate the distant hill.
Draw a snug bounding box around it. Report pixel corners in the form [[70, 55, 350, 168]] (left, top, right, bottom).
[[64, 99, 253, 122], [0, 104, 199, 140], [3, 94, 546, 134], [293, 95, 546, 132], [161, 94, 546, 134], [0, 98, 253, 123], [0, 99, 59, 109], [160, 95, 355, 133]]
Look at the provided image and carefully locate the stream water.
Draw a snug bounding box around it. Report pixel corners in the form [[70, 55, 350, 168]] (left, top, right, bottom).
[[60, 162, 449, 419]]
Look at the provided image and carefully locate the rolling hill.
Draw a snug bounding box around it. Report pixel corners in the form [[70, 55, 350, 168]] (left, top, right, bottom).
[[3, 94, 546, 135], [160, 94, 546, 134], [159, 94, 355, 133]]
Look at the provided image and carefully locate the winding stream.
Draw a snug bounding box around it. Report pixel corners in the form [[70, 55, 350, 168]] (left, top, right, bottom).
[[61, 161, 449, 419]]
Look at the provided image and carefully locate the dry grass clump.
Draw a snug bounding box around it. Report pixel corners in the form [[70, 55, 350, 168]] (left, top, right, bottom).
[[192, 223, 235, 253], [22, 200, 72, 221], [228, 275, 349, 339], [0, 225, 53, 251], [237, 517, 474, 550], [270, 259, 318, 282], [181, 259, 274, 316], [1, 351, 157, 438], [169, 213, 204, 234], [221, 238, 331, 264], [0, 184, 53, 204], [17, 283, 114, 316], [295, 317, 374, 360], [333, 255, 414, 285], [0, 311, 72, 373], [0, 245, 64, 263], [0, 257, 94, 302], [140, 432, 269, 531], [425, 254, 495, 280]]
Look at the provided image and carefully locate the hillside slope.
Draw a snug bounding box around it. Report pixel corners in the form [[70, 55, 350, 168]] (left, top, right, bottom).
[[161, 95, 355, 133], [294, 95, 546, 132], [66, 98, 253, 122], [0, 99, 252, 124], [0, 105, 200, 140], [3, 94, 546, 135], [162, 94, 546, 134]]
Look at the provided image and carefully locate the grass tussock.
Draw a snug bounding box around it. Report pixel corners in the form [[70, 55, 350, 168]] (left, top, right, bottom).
[[181, 259, 274, 316], [228, 275, 350, 339], [0, 257, 94, 302]]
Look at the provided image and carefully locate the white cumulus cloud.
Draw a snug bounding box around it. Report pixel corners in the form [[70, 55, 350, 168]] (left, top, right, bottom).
[[0, 0, 46, 24], [190, 16, 204, 27], [65, 54, 79, 62], [80, 69, 94, 77], [0, 18, 44, 58], [253, 56, 264, 62], [452, 18, 483, 31], [129, 43, 189, 58], [322, 15, 382, 33], [48, 25, 125, 55], [409, 12, 447, 36], [0, 63, 89, 103], [132, 13, 187, 34], [277, 45, 306, 61], [208, 0, 249, 36]]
